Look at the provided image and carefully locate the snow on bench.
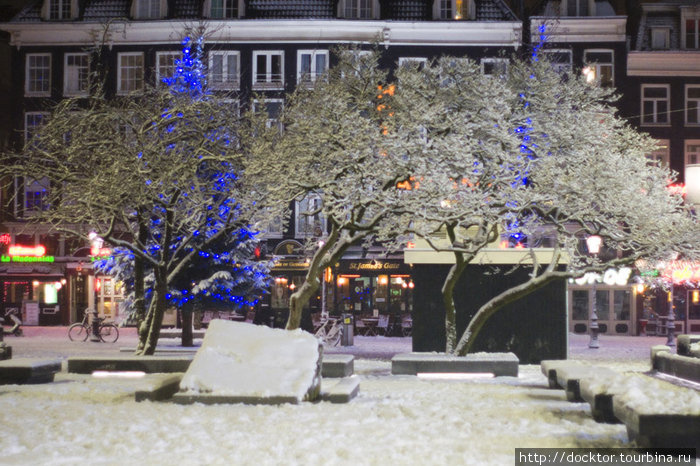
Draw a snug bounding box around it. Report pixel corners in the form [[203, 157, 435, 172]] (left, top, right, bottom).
[[134, 374, 184, 402], [540, 360, 589, 389], [554, 364, 619, 402], [321, 376, 360, 404], [67, 356, 193, 374], [652, 347, 700, 384], [322, 354, 354, 378], [391, 352, 518, 377], [0, 358, 62, 384], [676, 334, 700, 358]]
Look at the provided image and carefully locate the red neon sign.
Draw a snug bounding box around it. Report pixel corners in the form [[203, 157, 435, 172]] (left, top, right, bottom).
[[8, 245, 46, 257], [0, 234, 10, 245], [90, 246, 112, 256]]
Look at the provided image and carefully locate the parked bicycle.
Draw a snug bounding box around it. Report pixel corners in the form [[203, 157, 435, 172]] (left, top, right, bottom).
[[68, 309, 119, 343], [314, 318, 342, 347]]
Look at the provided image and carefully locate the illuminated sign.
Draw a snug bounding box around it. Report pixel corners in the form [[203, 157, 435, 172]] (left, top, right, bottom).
[[573, 268, 633, 286], [0, 234, 10, 245], [90, 246, 112, 257], [1, 255, 54, 263], [9, 245, 46, 257]]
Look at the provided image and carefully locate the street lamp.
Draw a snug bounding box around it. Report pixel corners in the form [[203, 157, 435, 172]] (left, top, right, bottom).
[[587, 235, 603, 349]]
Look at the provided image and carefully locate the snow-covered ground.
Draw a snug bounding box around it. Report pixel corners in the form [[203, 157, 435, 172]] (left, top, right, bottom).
[[0, 328, 693, 465]]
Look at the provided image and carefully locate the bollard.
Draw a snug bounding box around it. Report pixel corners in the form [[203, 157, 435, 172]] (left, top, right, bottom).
[[89, 308, 101, 342], [666, 293, 676, 348], [341, 314, 354, 346]]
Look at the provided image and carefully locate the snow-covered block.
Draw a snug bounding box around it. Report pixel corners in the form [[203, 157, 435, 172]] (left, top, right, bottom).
[[0, 358, 62, 384], [579, 372, 628, 423], [652, 350, 700, 384], [555, 365, 618, 402], [540, 360, 588, 389], [321, 376, 360, 403], [676, 334, 700, 357], [177, 320, 322, 404], [391, 352, 518, 377], [611, 374, 700, 448], [322, 354, 354, 378]]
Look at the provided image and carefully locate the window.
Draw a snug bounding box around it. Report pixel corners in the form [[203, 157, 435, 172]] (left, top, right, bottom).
[[541, 49, 572, 75], [481, 58, 508, 77], [156, 51, 181, 85], [253, 99, 283, 131], [646, 139, 669, 166], [686, 85, 700, 125], [583, 50, 614, 87], [253, 51, 284, 89], [295, 195, 325, 237], [25, 54, 51, 96], [651, 28, 670, 50], [297, 50, 328, 86], [641, 84, 670, 126], [398, 57, 427, 69], [433, 0, 474, 20], [24, 112, 48, 143], [687, 140, 700, 166], [210, 0, 241, 18], [64, 53, 89, 96], [48, 0, 72, 20], [339, 0, 376, 19], [684, 18, 700, 49], [24, 178, 50, 212], [209, 51, 240, 90], [133, 0, 163, 19], [117, 53, 144, 94]]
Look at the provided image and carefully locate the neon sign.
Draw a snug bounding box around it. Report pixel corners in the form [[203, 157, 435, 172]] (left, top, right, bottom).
[[1, 244, 55, 263], [0, 234, 10, 245]]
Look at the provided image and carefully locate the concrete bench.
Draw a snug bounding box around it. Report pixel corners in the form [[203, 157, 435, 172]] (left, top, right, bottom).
[[0, 358, 62, 384], [676, 334, 700, 357], [171, 392, 304, 405], [540, 360, 589, 389], [579, 374, 627, 423], [555, 365, 619, 402], [66, 356, 193, 374], [322, 354, 354, 378], [611, 375, 700, 448], [134, 374, 184, 402], [119, 346, 198, 354], [159, 329, 206, 339], [391, 352, 518, 377], [652, 350, 700, 384], [321, 376, 360, 404]]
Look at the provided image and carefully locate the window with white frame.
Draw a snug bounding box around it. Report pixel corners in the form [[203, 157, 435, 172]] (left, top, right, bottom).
[[641, 84, 670, 126], [24, 112, 48, 143], [541, 49, 572, 75], [481, 58, 508, 77], [47, 0, 72, 20], [646, 139, 670, 166], [209, 0, 242, 18], [583, 50, 614, 87], [253, 51, 284, 89], [297, 50, 328, 86], [295, 195, 325, 237], [253, 99, 284, 130], [25, 54, 51, 96], [155, 51, 181, 85], [651, 28, 670, 50], [686, 85, 700, 125], [687, 140, 700, 166], [117, 52, 144, 94], [562, 0, 591, 16], [263, 215, 284, 238], [24, 177, 50, 212], [339, 0, 376, 19], [684, 17, 700, 49], [64, 53, 89, 96], [209, 51, 240, 90], [433, 0, 474, 20], [133, 0, 163, 19], [398, 57, 428, 69]]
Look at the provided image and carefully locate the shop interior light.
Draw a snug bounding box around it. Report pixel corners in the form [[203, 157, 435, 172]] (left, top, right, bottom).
[[692, 290, 699, 304], [686, 164, 700, 206]]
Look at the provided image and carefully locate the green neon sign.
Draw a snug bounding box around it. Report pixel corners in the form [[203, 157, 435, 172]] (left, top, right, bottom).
[[1, 255, 55, 263]]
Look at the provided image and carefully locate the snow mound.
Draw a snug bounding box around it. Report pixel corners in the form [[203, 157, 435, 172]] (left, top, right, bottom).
[[178, 320, 321, 401]]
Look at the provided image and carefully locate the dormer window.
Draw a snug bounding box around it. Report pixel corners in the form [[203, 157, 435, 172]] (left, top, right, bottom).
[[684, 18, 700, 49], [434, 0, 475, 20], [41, 0, 77, 20], [561, 0, 594, 17], [651, 28, 670, 50], [206, 0, 244, 19], [338, 0, 379, 19], [131, 0, 166, 19]]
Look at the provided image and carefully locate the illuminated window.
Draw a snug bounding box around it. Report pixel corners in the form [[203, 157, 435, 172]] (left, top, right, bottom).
[[641, 84, 670, 126], [24, 112, 48, 143], [339, 0, 376, 19], [24, 177, 50, 212], [25, 54, 51, 96], [253, 51, 284, 90], [686, 140, 700, 166], [646, 139, 669, 166], [481, 58, 508, 77], [209, 0, 242, 18], [297, 50, 328, 86], [295, 195, 326, 238], [155, 51, 181, 86], [209, 51, 239, 90], [583, 50, 614, 87], [64, 53, 89, 96], [686, 85, 700, 125], [433, 0, 473, 20], [117, 52, 144, 94]]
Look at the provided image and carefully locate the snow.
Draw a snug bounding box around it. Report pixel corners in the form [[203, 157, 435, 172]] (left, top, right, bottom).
[[1, 330, 697, 465], [179, 319, 320, 400]]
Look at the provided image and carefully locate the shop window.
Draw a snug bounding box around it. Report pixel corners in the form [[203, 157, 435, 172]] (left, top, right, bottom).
[[613, 290, 630, 320], [686, 140, 700, 166], [641, 84, 670, 126], [25, 53, 51, 96], [689, 290, 700, 320], [572, 289, 588, 321]]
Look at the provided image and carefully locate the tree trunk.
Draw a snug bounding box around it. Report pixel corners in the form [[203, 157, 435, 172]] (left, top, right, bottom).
[[181, 306, 193, 347], [442, 253, 467, 354], [287, 276, 320, 330], [139, 268, 168, 355]]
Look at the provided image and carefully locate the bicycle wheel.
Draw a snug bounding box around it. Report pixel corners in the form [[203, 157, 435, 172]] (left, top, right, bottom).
[[68, 323, 89, 342], [326, 326, 342, 347], [99, 323, 119, 343]]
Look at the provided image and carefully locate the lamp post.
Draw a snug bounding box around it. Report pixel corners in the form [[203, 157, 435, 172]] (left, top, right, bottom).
[[587, 235, 603, 349], [666, 290, 676, 347]]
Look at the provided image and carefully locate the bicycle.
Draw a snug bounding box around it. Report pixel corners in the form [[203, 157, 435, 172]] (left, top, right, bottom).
[[314, 317, 342, 347], [68, 309, 119, 343]]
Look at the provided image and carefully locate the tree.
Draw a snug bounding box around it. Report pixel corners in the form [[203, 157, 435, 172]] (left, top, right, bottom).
[[1, 34, 272, 354], [246, 49, 415, 330], [389, 55, 700, 355]]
